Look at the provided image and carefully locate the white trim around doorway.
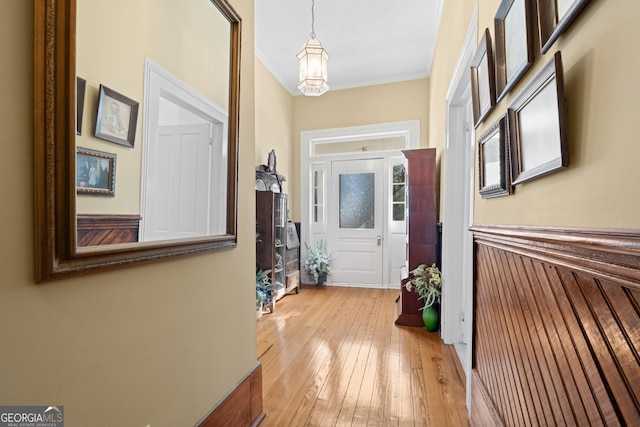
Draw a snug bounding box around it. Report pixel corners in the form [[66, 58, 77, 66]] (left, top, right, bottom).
[[300, 121, 420, 288], [442, 6, 478, 413]]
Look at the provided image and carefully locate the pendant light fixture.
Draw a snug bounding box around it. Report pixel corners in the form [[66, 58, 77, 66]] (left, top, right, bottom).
[[297, 0, 329, 96]]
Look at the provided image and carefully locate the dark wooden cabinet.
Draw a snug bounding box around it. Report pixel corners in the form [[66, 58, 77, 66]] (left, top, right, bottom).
[[395, 148, 438, 327], [256, 192, 299, 305]]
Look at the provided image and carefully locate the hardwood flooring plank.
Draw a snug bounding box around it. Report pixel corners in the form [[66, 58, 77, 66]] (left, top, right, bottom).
[[437, 333, 470, 426], [335, 291, 384, 426], [350, 291, 389, 426], [257, 286, 469, 427], [304, 288, 378, 425], [384, 307, 403, 426], [313, 290, 379, 426], [265, 287, 362, 426], [362, 289, 395, 426], [419, 330, 469, 426]]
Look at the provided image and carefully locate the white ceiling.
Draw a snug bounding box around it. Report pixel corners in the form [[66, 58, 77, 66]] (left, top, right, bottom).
[[255, 0, 444, 96]]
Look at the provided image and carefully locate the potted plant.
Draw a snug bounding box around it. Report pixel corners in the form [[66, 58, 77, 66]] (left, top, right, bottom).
[[404, 263, 442, 331], [256, 268, 272, 318], [303, 240, 332, 285]]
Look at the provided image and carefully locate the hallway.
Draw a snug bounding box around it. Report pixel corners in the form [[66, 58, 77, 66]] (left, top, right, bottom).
[[257, 286, 469, 426]]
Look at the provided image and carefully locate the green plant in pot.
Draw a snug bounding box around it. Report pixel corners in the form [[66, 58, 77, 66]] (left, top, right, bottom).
[[404, 263, 442, 331], [256, 268, 272, 317], [303, 240, 332, 285]]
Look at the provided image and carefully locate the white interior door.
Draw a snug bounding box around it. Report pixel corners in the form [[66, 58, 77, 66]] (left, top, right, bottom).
[[143, 123, 211, 241], [329, 158, 384, 285]]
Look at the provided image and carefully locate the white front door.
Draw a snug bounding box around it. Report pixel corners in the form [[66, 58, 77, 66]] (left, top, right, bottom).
[[142, 123, 211, 241], [328, 158, 384, 286]]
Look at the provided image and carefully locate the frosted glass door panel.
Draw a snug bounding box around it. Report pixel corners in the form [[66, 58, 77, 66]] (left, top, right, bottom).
[[339, 173, 375, 229], [329, 159, 384, 285]]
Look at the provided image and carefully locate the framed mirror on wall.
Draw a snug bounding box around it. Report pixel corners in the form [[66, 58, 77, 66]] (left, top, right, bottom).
[[34, 0, 242, 282]]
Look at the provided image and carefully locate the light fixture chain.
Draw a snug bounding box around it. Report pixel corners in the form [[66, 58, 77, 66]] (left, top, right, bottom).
[[310, 0, 316, 39]]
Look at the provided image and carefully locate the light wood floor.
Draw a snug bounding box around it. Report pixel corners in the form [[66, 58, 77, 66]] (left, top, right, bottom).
[[257, 285, 469, 426]]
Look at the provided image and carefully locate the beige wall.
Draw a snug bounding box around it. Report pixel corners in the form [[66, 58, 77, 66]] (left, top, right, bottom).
[[255, 58, 295, 197], [427, 0, 476, 176], [76, 0, 230, 216], [430, 0, 640, 228], [0, 0, 257, 426], [290, 79, 430, 220]]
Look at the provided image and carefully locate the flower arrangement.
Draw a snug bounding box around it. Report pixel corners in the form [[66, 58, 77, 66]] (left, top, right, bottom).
[[404, 263, 442, 309], [256, 268, 272, 307], [303, 240, 332, 283]]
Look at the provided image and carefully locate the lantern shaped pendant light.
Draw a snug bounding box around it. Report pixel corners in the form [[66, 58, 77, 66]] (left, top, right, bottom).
[[297, 0, 329, 96]]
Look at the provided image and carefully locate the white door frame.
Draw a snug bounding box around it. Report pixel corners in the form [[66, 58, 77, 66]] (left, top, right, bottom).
[[300, 121, 420, 288], [140, 58, 228, 241], [441, 6, 477, 412]]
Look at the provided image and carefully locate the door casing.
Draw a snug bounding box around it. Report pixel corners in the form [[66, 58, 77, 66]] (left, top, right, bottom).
[[140, 58, 228, 241], [441, 6, 478, 412], [300, 121, 420, 288]]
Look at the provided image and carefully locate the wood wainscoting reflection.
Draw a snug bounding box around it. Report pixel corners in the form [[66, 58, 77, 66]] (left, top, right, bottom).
[[471, 225, 640, 426], [76, 214, 141, 247]]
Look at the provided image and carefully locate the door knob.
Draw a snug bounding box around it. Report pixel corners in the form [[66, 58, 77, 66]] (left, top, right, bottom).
[[377, 235, 382, 246]]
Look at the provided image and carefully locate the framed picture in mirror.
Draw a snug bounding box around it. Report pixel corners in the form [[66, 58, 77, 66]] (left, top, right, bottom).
[[76, 147, 116, 196], [538, 0, 592, 53], [478, 114, 512, 198], [494, 0, 535, 101], [508, 52, 568, 185], [471, 28, 496, 128], [94, 85, 139, 148]]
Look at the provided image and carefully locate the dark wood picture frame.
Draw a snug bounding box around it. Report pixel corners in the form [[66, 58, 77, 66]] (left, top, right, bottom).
[[76, 147, 116, 196], [538, 0, 592, 53], [494, 0, 535, 102], [508, 52, 568, 185], [479, 114, 512, 198], [471, 28, 496, 128], [76, 77, 86, 135], [94, 84, 139, 148]]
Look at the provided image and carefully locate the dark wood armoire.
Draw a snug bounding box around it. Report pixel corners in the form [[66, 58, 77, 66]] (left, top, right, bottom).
[[395, 148, 438, 327]]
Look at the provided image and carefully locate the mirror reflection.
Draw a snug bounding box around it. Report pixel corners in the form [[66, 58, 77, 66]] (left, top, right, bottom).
[[76, 0, 231, 247]]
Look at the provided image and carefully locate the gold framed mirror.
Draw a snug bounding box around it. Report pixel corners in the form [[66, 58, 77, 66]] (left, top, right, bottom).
[[34, 0, 242, 282]]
